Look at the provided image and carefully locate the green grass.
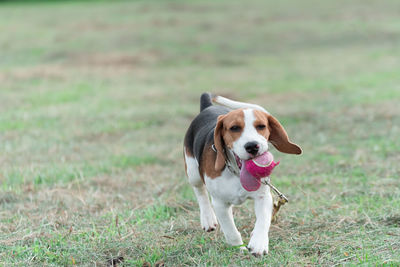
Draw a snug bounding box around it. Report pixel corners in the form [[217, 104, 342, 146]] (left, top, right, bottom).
[[1, 0, 400, 265]]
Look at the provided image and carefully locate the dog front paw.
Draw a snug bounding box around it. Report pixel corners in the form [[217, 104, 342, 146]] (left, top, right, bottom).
[[200, 210, 218, 232], [247, 236, 269, 256]]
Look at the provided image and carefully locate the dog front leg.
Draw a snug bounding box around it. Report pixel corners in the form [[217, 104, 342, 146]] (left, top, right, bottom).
[[212, 198, 243, 246], [247, 190, 273, 256]]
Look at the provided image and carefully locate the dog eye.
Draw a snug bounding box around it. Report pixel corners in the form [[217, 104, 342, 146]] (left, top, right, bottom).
[[229, 125, 241, 132], [256, 124, 266, 130]]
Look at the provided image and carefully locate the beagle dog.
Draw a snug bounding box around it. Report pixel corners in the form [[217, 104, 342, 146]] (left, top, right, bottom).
[[183, 93, 302, 256]]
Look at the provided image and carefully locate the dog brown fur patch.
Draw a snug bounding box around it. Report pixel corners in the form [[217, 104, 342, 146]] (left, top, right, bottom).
[[184, 146, 193, 157], [218, 109, 245, 149], [205, 109, 246, 178], [200, 144, 222, 179], [253, 109, 271, 139]]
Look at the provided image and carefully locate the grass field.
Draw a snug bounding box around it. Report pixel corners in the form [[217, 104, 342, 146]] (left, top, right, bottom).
[[1, 0, 400, 265]]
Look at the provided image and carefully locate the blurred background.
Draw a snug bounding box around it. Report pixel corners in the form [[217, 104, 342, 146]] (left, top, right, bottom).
[[0, 0, 399, 265]]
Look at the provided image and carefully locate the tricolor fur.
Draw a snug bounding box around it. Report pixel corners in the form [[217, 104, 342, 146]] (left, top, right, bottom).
[[183, 93, 302, 256]]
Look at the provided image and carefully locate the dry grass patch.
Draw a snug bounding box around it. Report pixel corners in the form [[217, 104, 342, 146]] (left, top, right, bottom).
[[1, 0, 400, 265]]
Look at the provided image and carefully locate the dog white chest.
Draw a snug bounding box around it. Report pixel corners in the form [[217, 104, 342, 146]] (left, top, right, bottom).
[[205, 169, 266, 205]]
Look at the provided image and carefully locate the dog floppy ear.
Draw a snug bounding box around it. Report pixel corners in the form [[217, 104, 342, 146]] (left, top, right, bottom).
[[267, 115, 302, 155], [214, 115, 226, 172]]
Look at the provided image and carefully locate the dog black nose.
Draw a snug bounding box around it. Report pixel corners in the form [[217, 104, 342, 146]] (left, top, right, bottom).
[[245, 142, 259, 156]]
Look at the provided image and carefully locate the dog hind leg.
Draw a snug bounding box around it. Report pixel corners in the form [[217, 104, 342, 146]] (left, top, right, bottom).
[[185, 152, 218, 232]]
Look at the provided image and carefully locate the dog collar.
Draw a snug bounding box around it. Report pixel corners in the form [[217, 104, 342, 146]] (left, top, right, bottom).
[[224, 149, 241, 176], [211, 144, 241, 176]]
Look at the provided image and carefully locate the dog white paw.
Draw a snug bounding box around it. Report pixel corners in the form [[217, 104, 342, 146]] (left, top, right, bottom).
[[200, 210, 218, 232], [247, 235, 269, 257]]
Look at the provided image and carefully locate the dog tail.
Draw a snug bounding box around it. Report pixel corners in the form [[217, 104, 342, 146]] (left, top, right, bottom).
[[200, 92, 213, 112], [211, 94, 270, 114]]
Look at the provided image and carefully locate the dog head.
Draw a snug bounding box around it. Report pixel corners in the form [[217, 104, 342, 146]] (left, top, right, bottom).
[[213, 108, 301, 171]]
